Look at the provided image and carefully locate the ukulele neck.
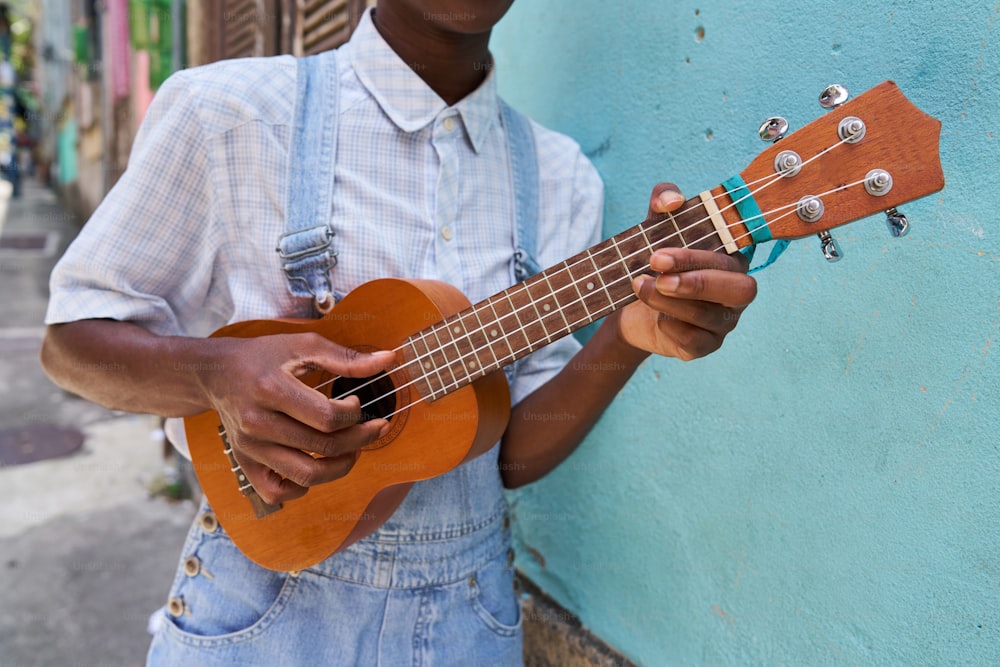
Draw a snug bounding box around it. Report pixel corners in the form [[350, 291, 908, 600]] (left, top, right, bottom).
[[401, 193, 735, 401]]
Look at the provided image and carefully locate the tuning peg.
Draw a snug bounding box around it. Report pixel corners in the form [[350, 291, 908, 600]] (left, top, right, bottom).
[[758, 116, 788, 143], [885, 207, 910, 237], [818, 231, 843, 262], [819, 84, 849, 109]]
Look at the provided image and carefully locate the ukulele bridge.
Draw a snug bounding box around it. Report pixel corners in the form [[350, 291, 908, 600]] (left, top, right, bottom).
[[218, 424, 283, 519]]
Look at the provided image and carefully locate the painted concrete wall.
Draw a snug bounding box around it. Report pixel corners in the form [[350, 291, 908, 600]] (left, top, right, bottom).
[[493, 1, 998, 664]]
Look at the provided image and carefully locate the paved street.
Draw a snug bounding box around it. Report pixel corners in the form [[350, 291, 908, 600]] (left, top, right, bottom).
[[0, 179, 195, 667]]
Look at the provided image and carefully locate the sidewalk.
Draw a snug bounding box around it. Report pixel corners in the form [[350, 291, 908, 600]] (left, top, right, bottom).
[[0, 179, 194, 667]]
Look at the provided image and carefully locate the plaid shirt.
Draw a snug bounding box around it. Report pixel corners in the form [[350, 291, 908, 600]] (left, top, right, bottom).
[[47, 10, 604, 440]]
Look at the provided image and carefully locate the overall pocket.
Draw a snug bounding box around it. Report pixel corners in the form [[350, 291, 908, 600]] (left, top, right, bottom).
[[467, 549, 522, 637], [158, 508, 300, 647]]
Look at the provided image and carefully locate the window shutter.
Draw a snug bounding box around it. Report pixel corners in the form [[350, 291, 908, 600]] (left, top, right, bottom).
[[193, 0, 370, 65], [296, 0, 373, 56], [199, 0, 282, 63]]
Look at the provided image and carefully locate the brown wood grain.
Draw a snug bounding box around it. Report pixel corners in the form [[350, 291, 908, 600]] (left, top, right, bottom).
[[186, 278, 510, 571], [738, 81, 944, 243]]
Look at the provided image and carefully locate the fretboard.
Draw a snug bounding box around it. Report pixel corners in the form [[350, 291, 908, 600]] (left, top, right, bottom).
[[402, 193, 728, 401]]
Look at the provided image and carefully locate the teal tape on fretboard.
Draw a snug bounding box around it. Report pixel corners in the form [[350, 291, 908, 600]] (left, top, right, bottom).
[[722, 174, 771, 244], [722, 174, 789, 273]]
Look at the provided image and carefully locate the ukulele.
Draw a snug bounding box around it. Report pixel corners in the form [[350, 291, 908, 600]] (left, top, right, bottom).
[[185, 81, 944, 571]]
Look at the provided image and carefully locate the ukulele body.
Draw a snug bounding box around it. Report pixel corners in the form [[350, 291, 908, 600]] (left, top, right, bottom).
[[185, 278, 511, 572]]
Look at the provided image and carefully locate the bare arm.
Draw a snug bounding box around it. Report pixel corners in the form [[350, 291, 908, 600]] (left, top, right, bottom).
[[41, 319, 395, 504], [43, 319, 234, 416]]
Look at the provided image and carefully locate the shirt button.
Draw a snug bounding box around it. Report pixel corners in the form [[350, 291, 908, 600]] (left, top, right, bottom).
[[443, 116, 456, 132], [441, 226, 453, 241]]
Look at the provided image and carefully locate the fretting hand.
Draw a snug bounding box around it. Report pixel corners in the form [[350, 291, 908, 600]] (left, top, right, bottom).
[[611, 183, 758, 361]]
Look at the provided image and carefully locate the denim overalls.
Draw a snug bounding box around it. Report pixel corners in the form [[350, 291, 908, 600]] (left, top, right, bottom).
[[148, 50, 541, 666]]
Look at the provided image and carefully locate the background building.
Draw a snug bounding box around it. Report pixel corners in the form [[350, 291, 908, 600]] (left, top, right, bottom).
[[23, 0, 1000, 664], [35, 0, 373, 219]]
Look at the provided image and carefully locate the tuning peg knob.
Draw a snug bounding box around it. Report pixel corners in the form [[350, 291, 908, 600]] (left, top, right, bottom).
[[758, 116, 788, 143], [885, 207, 910, 237], [819, 84, 849, 109], [818, 231, 843, 262]]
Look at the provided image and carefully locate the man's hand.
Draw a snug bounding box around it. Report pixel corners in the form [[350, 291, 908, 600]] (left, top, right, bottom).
[[199, 333, 397, 505], [612, 183, 758, 361], [42, 319, 398, 506]]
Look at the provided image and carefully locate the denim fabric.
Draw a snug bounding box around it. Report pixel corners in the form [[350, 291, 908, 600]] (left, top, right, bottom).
[[148, 482, 522, 665]]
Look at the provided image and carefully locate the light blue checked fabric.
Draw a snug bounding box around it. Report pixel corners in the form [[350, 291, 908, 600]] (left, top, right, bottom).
[[46, 10, 604, 449]]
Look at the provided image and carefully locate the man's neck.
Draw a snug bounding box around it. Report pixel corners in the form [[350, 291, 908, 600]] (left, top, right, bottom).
[[372, 7, 493, 106]]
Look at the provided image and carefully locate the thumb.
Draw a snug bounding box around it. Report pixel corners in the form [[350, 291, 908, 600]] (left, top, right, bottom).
[[647, 182, 685, 215]]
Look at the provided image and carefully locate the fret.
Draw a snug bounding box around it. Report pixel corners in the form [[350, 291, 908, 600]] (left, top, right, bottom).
[[508, 285, 547, 355], [429, 323, 462, 392], [539, 270, 572, 334], [547, 262, 590, 331], [460, 308, 492, 380], [589, 240, 632, 306], [671, 198, 724, 252], [442, 313, 484, 388], [608, 225, 655, 277], [448, 316, 471, 380], [561, 259, 592, 323], [637, 223, 655, 257], [566, 249, 614, 318], [609, 235, 630, 276], [485, 298, 516, 367], [467, 304, 500, 375], [524, 274, 568, 343], [585, 247, 615, 307], [401, 352, 433, 402], [408, 332, 445, 400], [520, 278, 554, 345], [666, 210, 688, 247], [638, 196, 722, 254], [495, 292, 530, 365]]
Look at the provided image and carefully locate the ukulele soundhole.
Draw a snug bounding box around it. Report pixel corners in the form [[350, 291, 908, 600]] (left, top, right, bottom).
[[330, 373, 398, 423]]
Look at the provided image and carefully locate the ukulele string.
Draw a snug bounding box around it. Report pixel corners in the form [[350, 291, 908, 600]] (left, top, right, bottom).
[[314, 136, 853, 407], [374, 204, 813, 420], [314, 136, 851, 404], [311, 161, 800, 400], [318, 135, 852, 404], [357, 175, 873, 422]]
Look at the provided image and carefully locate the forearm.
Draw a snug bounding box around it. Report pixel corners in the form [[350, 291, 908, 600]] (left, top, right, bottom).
[[500, 312, 649, 488], [40, 319, 224, 417]]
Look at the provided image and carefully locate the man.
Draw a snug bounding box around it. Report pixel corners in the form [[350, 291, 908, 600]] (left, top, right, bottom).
[[41, 1, 756, 663]]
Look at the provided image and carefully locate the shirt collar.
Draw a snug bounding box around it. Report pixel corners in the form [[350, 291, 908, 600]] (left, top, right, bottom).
[[345, 8, 499, 154]]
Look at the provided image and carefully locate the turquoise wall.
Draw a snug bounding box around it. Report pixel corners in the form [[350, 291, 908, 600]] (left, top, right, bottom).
[[494, 1, 999, 664]]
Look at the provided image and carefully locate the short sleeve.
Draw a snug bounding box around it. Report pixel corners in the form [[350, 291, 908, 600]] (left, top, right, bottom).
[[507, 141, 604, 407], [46, 69, 223, 336]]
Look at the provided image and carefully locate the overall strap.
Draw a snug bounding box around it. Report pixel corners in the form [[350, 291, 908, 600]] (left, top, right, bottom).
[[276, 50, 340, 313], [499, 101, 541, 386], [500, 100, 541, 282]]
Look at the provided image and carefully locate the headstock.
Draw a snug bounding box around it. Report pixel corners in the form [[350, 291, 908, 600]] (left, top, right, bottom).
[[725, 81, 943, 260]]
